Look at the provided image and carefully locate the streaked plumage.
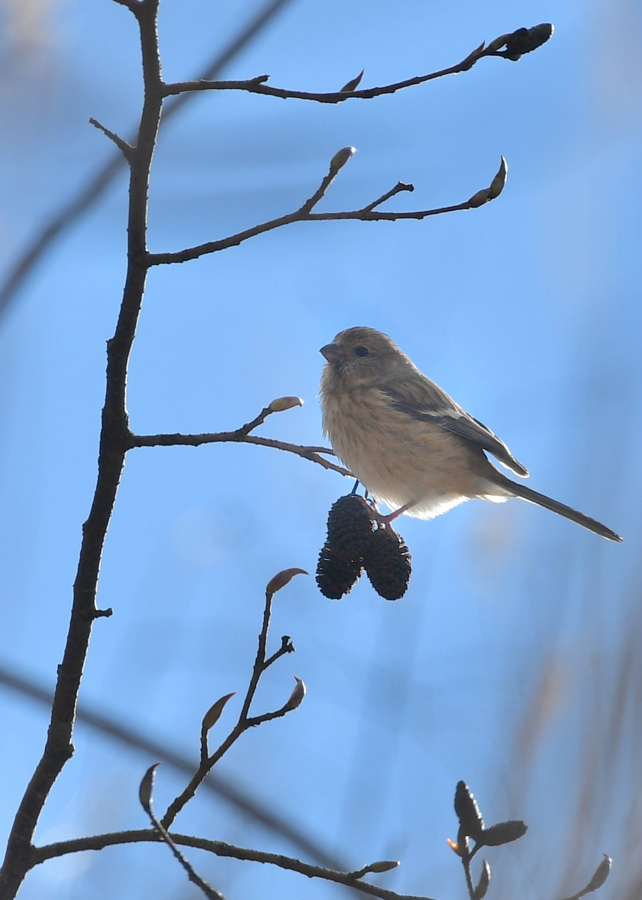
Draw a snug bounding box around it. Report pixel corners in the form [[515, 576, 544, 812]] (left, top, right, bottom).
[[320, 326, 621, 541]]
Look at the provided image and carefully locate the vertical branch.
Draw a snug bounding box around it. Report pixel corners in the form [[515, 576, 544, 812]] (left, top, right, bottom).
[[0, 2, 162, 897]]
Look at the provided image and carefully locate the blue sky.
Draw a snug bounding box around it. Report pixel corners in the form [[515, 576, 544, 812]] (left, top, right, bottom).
[[0, 1, 641, 898]]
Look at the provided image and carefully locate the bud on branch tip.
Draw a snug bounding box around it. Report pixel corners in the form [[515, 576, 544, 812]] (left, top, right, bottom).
[[489, 156, 508, 199], [202, 692, 236, 734], [340, 70, 364, 92], [284, 675, 306, 711], [329, 146, 356, 174], [268, 396, 303, 413], [139, 762, 161, 814], [266, 567, 308, 596], [583, 855, 612, 894]]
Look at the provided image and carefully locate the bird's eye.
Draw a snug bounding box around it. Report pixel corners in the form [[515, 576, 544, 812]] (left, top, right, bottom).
[[354, 346, 370, 358]]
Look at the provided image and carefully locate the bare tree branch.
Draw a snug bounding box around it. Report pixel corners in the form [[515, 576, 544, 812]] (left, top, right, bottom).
[[159, 32, 524, 104], [30, 829, 436, 900], [0, 3, 165, 894], [147, 198, 477, 267], [146, 150, 508, 266], [128, 398, 351, 476], [130, 431, 349, 476]]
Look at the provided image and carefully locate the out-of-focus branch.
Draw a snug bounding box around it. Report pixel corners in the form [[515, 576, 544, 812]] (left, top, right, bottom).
[[0, 0, 297, 318], [0, 662, 348, 870], [161, 571, 306, 830], [31, 830, 432, 900]]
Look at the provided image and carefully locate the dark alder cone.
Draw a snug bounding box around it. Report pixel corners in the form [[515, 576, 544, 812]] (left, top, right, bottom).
[[326, 494, 374, 557], [504, 23, 553, 60], [316, 495, 374, 599], [363, 528, 412, 601], [316, 544, 362, 599]]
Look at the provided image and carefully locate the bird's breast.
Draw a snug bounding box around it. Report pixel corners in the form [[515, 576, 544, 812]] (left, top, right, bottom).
[[322, 386, 484, 517]]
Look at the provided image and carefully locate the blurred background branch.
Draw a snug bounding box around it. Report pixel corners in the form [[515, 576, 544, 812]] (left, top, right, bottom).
[[0, 0, 297, 319], [0, 661, 346, 870]]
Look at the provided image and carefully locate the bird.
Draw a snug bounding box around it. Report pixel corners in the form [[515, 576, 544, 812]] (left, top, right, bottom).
[[319, 326, 622, 542]]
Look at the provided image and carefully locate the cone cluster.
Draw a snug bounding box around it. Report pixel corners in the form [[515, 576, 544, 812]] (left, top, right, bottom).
[[316, 494, 412, 601]]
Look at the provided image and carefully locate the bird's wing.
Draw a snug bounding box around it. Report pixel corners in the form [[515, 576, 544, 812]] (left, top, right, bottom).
[[382, 386, 529, 477]]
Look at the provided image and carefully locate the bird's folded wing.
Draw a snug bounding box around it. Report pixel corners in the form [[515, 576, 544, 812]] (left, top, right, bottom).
[[382, 387, 529, 477]]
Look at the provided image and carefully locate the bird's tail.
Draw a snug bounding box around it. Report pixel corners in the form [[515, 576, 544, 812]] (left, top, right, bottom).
[[493, 474, 622, 542]]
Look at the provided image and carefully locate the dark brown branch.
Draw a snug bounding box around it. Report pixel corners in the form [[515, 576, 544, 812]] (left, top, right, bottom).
[[160, 39, 495, 104], [0, 3, 163, 896], [30, 830, 436, 900], [112, 0, 141, 13], [147, 200, 474, 266], [361, 181, 414, 212], [160, 24, 553, 105], [130, 431, 351, 477]]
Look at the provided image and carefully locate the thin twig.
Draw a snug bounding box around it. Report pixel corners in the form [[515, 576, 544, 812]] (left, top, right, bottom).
[[361, 181, 414, 213], [89, 118, 133, 160], [147, 200, 474, 266], [160, 39, 498, 104], [30, 829, 437, 900], [140, 765, 225, 900], [161, 578, 303, 830], [240, 581, 280, 721], [130, 430, 351, 476]]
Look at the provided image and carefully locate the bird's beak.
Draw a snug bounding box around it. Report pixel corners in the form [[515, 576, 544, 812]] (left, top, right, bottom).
[[320, 342, 342, 364]]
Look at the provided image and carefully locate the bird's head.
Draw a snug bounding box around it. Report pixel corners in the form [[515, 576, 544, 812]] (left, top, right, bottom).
[[320, 326, 415, 388]]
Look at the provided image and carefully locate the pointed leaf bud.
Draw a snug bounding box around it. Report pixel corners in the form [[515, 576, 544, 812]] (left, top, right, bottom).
[[473, 860, 491, 900], [266, 568, 308, 597], [340, 69, 364, 92], [454, 781, 485, 841], [489, 156, 508, 199], [329, 146, 356, 175], [202, 692, 235, 735], [139, 762, 161, 815], [583, 855, 612, 894], [268, 395, 304, 413], [479, 820, 527, 846], [283, 675, 306, 711], [460, 40, 487, 70], [365, 860, 400, 874], [468, 188, 491, 208], [487, 33, 512, 53]]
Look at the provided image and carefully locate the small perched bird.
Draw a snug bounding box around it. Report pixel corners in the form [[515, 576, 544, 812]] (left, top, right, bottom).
[[320, 326, 622, 541]]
